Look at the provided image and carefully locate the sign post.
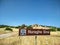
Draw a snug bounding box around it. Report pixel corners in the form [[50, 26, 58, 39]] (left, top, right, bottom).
[[19, 29, 50, 45], [35, 36, 37, 45]]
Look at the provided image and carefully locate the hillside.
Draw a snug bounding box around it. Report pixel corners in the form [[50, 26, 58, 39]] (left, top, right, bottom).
[[0, 24, 60, 31]]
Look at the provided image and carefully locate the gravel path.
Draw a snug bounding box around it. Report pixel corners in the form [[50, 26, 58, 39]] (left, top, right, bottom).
[[0, 32, 17, 39]]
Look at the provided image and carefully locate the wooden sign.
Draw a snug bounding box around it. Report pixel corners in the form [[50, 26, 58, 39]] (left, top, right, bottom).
[[19, 29, 50, 36]]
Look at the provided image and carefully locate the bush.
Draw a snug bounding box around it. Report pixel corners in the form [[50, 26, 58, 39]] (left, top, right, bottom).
[[57, 28, 60, 31], [50, 29, 56, 31], [5, 27, 13, 31]]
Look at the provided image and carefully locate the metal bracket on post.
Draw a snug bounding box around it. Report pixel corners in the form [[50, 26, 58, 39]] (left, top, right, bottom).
[[35, 36, 37, 45]]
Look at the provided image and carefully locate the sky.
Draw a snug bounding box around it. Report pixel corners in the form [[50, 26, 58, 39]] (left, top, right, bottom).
[[0, 0, 60, 27]]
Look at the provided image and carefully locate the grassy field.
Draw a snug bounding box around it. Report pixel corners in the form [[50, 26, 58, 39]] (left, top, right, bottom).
[[0, 28, 10, 34], [0, 35, 60, 45], [0, 28, 60, 45], [0, 28, 18, 34]]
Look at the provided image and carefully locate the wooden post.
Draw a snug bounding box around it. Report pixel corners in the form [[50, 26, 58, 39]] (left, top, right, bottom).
[[19, 28, 21, 45], [35, 36, 37, 45]]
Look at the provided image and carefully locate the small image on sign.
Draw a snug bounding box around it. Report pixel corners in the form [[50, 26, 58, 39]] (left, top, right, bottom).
[[20, 29, 26, 36]]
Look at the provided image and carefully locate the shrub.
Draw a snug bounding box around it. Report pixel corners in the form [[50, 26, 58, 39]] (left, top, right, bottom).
[[50, 29, 56, 31], [5, 27, 13, 31], [57, 28, 60, 31]]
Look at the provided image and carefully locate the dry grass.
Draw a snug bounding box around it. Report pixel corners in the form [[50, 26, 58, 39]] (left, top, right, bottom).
[[0, 35, 60, 45], [0, 28, 60, 45], [0, 28, 18, 34], [0, 28, 7, 34]]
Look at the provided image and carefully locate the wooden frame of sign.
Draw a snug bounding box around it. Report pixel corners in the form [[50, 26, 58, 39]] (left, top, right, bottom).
[[19, 29, 50, 36]]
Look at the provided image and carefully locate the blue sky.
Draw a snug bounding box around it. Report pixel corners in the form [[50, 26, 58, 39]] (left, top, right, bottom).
[[0, 0, 60, 27]]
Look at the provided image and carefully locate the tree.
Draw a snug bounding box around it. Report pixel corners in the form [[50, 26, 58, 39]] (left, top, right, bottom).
[[0, 25, 9, 28], [15, 26, 21, 28], [33, 24, 38, 27], [27, 25, 33, 29], [20, 24, 27, 29], [35, 24, 38, 27]]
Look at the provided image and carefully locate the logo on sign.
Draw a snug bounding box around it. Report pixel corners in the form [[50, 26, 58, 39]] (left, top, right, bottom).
[[20, 29, 26, 36]]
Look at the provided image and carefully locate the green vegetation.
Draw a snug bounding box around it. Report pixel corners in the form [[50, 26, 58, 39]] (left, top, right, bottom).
[[27, 25, 33, 29], [20, 24, 27, 29], [0, 25, 9, 28], [50, 29, 56, 31], [5, 27, 13, 31], [15, 26, 21, 29], [0, 24, 60, 31], [57, 28, 60, 31]]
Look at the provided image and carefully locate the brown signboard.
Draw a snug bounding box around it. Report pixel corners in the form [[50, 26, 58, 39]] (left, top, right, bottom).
[[19, 29, 50, 36]]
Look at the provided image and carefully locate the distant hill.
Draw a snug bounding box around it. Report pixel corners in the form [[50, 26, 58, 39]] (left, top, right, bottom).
[[0, 24, 60, 31]]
